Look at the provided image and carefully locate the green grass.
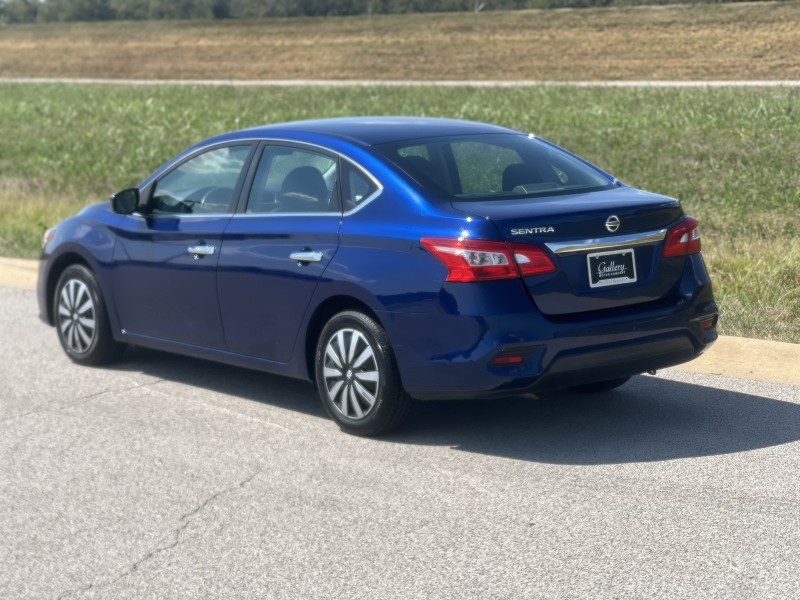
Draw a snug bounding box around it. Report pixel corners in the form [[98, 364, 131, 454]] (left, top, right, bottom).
[[1, 83, 798, 342]]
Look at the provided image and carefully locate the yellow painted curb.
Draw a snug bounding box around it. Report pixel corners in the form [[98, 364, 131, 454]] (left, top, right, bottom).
[[679, 336, 800, 387], [1, 257, 798, 386], [0, 257, 38, 291]]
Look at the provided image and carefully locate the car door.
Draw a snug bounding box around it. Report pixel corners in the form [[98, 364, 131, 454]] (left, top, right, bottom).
[[216, 143, 341, 363], [110, 143, 254, 349]]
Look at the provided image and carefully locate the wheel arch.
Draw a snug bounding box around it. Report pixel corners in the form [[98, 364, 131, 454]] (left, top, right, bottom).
[[44, 252, 91, 325]]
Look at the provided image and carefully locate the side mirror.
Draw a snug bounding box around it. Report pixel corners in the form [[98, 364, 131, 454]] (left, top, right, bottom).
[[111, 188, 140, 215]]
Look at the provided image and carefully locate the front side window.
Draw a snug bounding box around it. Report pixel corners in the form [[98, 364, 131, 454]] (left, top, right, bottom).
[[377, 134, 615, 201], [246, 146, 338, 214], [151, 145, 252, 214]]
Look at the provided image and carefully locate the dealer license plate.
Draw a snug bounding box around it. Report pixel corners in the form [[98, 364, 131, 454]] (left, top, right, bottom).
[[587, 248, 637, 288]]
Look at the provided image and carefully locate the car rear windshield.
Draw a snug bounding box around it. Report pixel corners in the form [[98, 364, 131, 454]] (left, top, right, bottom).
[[375, 133, 616, 200]]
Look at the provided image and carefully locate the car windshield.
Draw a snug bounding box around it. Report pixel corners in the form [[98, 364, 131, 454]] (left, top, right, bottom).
[[376, 133, 616, 200]]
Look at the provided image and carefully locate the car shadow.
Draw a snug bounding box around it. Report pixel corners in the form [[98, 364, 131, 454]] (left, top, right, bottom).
[[393, 375, 800, 464], [113, 347, 800, 465], [114, 347, 326, 419]]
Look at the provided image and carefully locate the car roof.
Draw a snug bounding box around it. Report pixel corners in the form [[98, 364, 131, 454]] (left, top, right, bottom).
[[217, 117, 521, 147]]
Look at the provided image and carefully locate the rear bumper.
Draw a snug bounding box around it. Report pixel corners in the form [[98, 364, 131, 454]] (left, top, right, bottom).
[[402, 324, 716, 401], [501, 330, 708, 398], [382, 255, 717, 400]]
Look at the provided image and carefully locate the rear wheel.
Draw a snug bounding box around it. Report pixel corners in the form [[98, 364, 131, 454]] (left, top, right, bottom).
[[315, 311, 413, 436], [54, 264, 125, 366], [569, 377, 631, 393]]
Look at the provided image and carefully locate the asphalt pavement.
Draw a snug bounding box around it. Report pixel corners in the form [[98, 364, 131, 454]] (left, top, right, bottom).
[[2, 285, 800, 599]]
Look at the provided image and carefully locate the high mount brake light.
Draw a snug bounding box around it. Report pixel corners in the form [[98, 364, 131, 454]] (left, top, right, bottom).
[[420, 238, 556, 283], [663, 217, 702, 257]]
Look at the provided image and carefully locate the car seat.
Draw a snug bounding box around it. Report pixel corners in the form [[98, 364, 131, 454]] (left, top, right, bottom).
[[279, 166, 329, 212]]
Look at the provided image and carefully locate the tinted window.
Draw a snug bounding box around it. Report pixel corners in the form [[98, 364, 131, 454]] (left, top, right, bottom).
[[377, 133, 615, 201], [151, 145, 251, 214], [246, 146, 338, 214], [451, 141, 521, 195]]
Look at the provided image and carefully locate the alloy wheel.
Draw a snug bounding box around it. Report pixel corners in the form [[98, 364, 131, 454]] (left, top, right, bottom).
[[57, 278, 97, 354], [322, 328, 380, 420]]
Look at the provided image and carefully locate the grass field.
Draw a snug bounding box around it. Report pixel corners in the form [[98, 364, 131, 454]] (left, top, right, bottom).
[[0, 82, 798, 343], [1, 2, 800, 81], [1, 2, 799, 343]]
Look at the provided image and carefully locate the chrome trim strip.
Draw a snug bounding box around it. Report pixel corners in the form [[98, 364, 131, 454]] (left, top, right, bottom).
[[545, 228, 668, 256], [137, 137, 385, 219], [128, 212, 234, 219], [232, 212, 341, 219]]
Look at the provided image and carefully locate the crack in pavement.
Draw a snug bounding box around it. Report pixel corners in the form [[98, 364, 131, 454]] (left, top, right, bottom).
[[0, 379, 166, 426], [55, 468, 262, 600]]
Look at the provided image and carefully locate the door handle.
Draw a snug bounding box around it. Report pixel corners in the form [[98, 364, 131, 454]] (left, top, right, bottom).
[[187, 244, 216, 258], [289, 250, 323, 264]]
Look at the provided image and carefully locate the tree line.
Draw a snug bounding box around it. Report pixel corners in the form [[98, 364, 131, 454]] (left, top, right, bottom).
[[0, 0, 763, 24]]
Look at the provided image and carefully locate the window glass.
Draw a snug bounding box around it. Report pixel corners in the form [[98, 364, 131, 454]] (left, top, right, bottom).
[[397, 144, 429, 160], [393, 143, 448, 192], [246, 146, 338, 214], [151, 145, 251, 214], [342, 162, 378, 212], [451, 142, 521, 195], [377, 134, 615, 201]]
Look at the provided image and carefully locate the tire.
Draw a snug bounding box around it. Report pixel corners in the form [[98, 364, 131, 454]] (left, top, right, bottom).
[[569, 377, 631, 394], [315, 310, 413, 436], [54, 264, 125, 366]]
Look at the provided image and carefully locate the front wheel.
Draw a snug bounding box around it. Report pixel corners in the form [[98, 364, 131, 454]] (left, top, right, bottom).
[[54, 264, 125, 366], [315, 311, 413, 436]]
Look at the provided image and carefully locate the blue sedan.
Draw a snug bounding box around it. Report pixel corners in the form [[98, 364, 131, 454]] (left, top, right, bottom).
[[38, 117, 718, 435]]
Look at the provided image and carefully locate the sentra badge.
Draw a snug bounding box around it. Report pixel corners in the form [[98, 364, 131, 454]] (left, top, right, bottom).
[[510, 227, 555, 235]]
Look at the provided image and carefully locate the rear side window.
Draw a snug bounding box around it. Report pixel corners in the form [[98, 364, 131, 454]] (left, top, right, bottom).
[[378, 133, 614, 201], [341, 161, 379, 212], [246, 146, 339, 214]]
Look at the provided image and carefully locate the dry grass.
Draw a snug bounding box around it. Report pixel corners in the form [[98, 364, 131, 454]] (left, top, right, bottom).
[[2, 2, 800, 81]]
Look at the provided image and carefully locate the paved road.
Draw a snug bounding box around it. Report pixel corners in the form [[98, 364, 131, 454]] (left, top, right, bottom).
[[2, 286, 800, 599]]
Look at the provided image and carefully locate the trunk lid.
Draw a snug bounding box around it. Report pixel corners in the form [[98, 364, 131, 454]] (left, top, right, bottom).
[[451, 187, 686, 316]]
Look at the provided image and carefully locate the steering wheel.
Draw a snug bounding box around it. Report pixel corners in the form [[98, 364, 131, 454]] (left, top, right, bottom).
[[198, 186, 233, 206]]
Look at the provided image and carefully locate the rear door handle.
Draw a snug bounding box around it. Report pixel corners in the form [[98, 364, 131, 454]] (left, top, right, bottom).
[[187, 244, 216, 257], [289, 250, 323, 263]]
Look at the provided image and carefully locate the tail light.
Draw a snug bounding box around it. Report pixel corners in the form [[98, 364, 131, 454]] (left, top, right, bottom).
[[420, 238, 555, 282], [663, 216, 701, 257]]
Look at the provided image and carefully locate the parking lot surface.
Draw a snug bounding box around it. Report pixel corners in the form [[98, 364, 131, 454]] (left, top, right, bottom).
[[2, 287, 799, 599]]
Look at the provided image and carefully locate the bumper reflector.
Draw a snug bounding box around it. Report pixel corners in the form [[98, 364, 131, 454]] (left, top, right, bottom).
[[491, 354, 525, 366]]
